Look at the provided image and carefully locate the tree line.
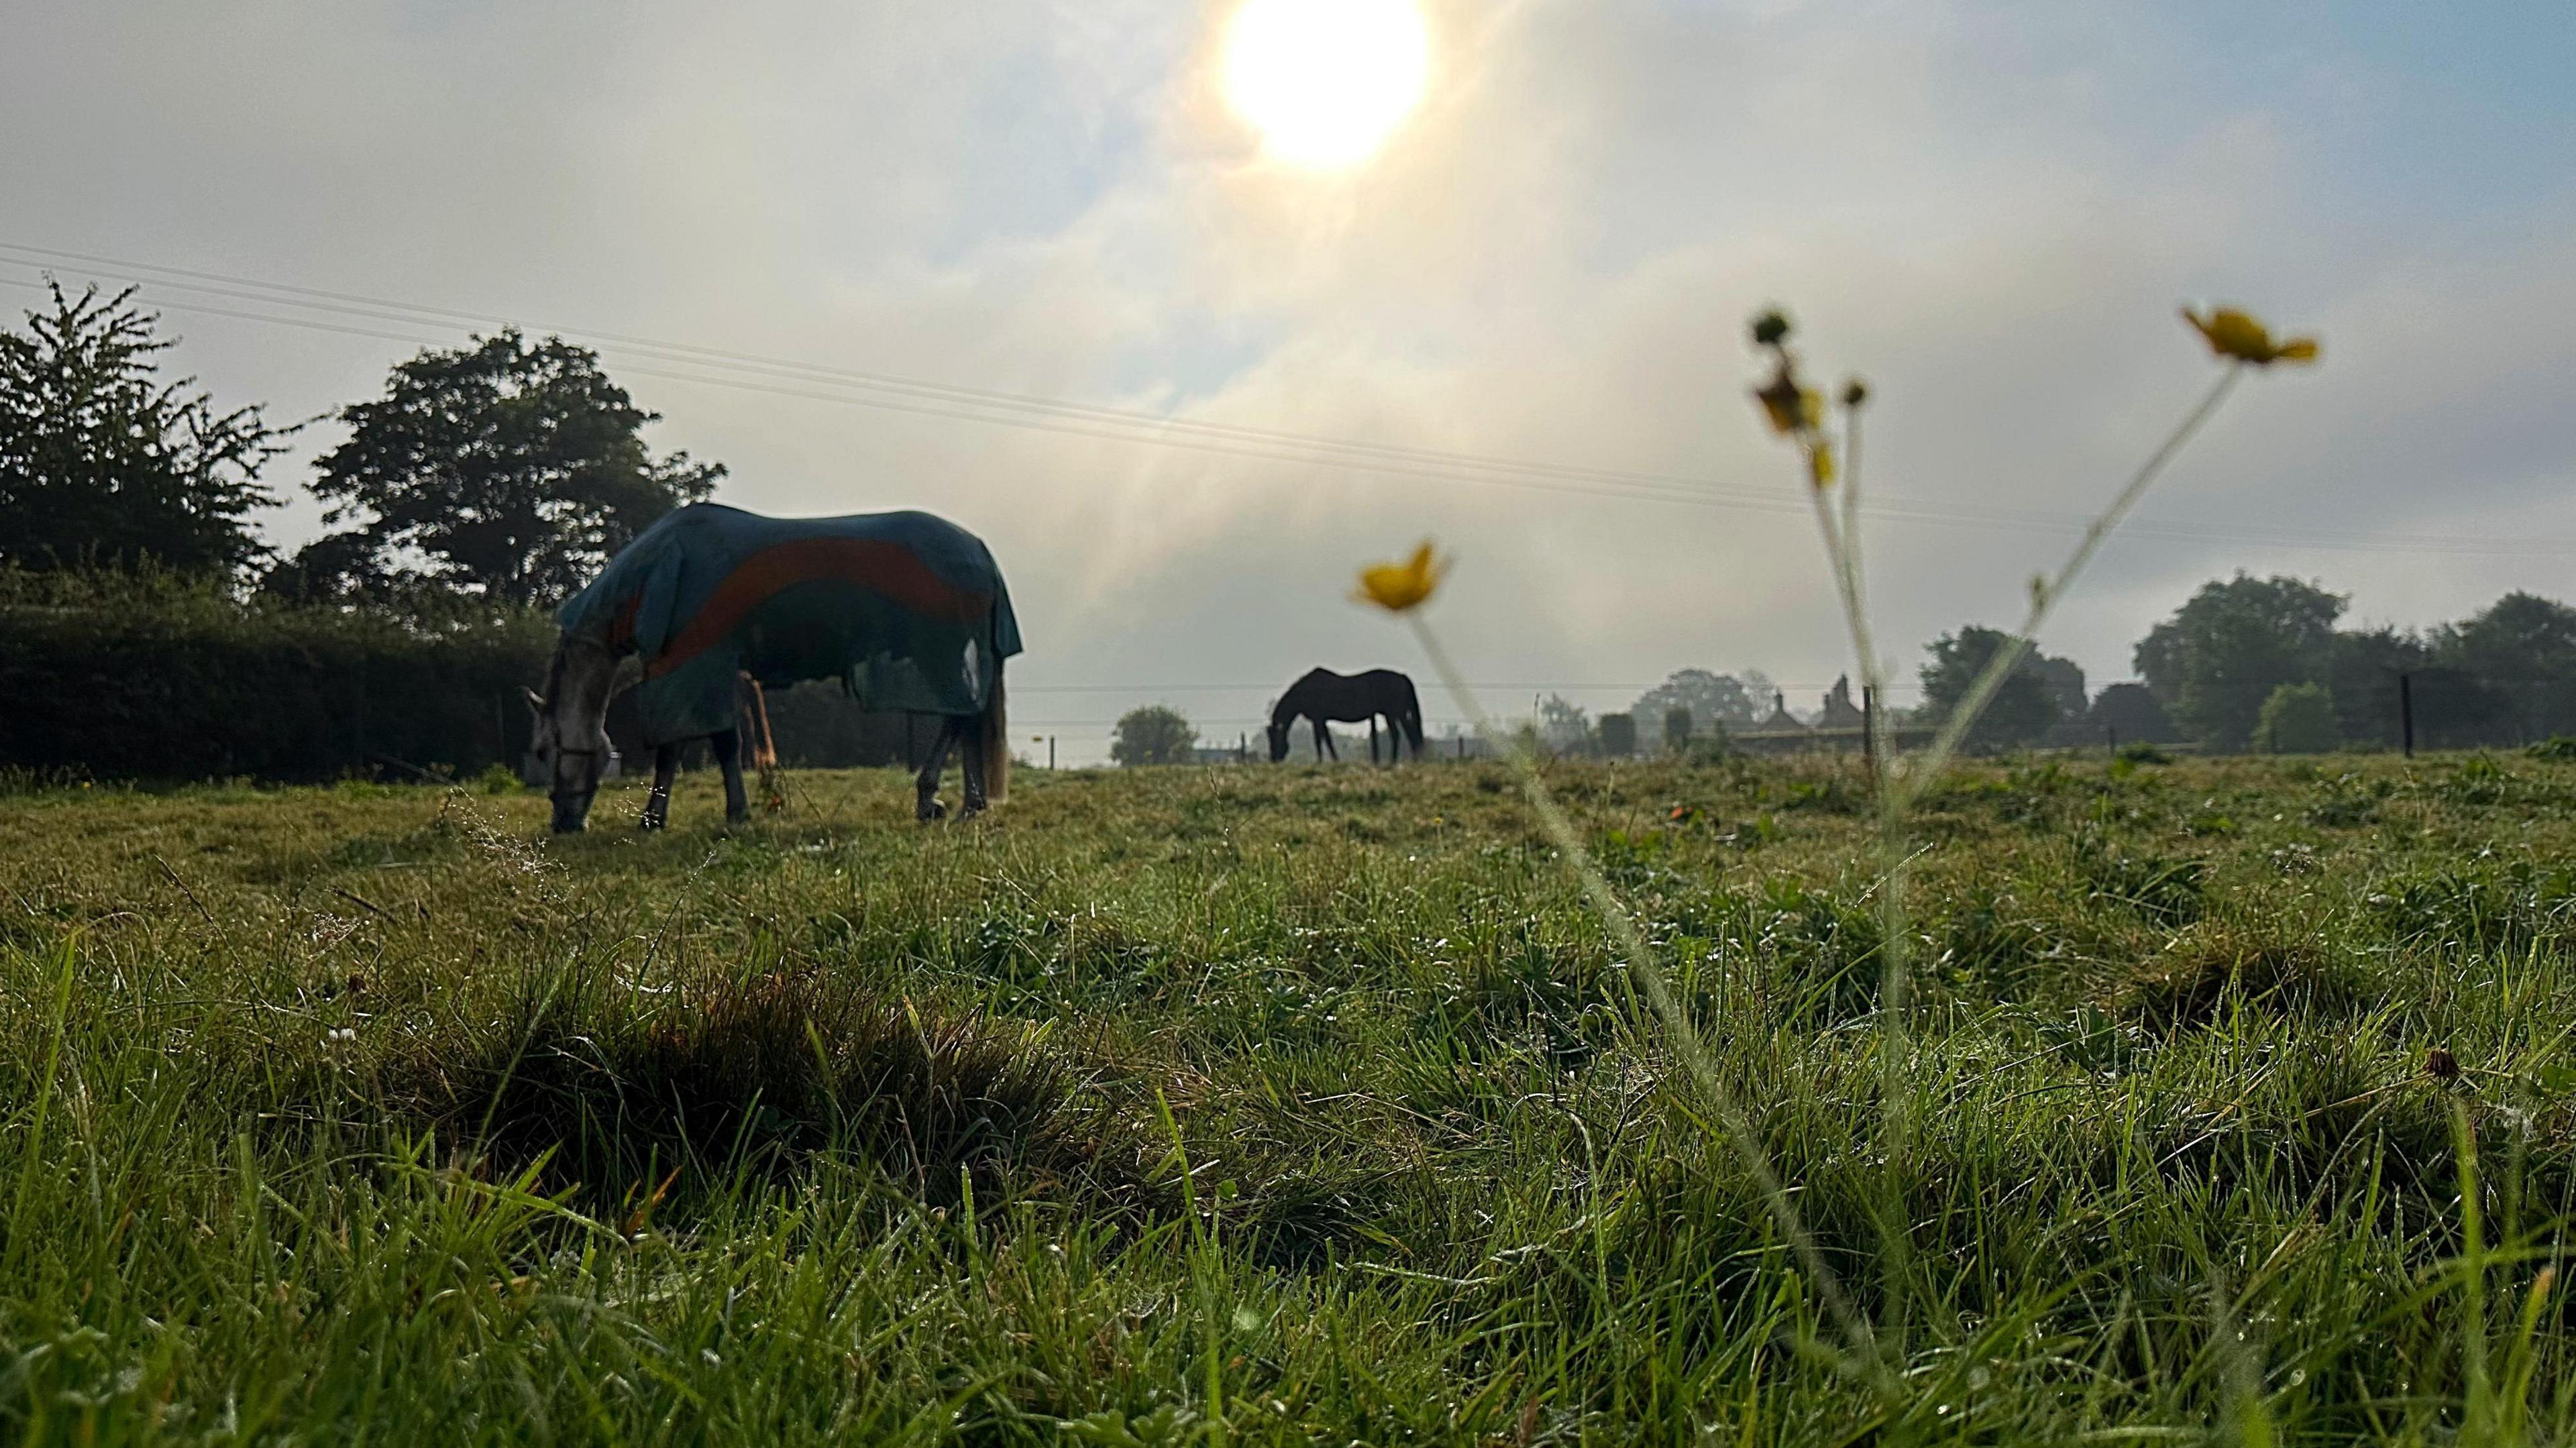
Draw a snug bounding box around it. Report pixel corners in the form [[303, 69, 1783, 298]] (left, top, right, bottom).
[[10, 280, 2571, 773], [1627, 575, 2576, 757], [1, 279, 716, 603], [0, 282, 935, 781]]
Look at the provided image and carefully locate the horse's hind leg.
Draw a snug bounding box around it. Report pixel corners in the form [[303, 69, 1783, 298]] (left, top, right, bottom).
[[1369, 716, 1380, 765], [639, 743, 680, 830], [1313, 719, 1334, 762], [957, 711, 988, 820], [712, 728, 749, 824], [916, 718, 957, 821]]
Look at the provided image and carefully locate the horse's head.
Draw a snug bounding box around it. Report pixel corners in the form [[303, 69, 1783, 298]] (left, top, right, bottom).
[[527, 640, 619, 832], [1265, 720, 1291, 762]]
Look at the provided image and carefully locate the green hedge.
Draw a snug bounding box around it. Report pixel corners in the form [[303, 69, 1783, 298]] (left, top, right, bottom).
[[0, 573, 920, 782], [0, 573, 555, 781]]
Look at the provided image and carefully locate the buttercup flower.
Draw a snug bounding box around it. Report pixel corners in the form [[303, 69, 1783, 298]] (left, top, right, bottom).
[[1754, 366, 1821, 437], [1356, 541, 1448, 612], [2182, 306, 2320, 366]]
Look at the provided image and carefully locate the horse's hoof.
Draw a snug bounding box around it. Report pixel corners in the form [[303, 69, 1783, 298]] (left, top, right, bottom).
[[725, 810, 751, 826], [637, 816, 663, 832], [917, 798, 947, 822], [958, 801, 986, 822]]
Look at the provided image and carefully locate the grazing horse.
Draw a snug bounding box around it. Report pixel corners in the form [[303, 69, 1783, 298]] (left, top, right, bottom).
[[1267, 667, 1424, 764], [527, 503, 1020, 831]]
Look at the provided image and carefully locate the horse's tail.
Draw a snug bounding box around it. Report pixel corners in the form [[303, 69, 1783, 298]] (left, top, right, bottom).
[[1402, 679, 1427, 756], [979, 668, 1010, 803]]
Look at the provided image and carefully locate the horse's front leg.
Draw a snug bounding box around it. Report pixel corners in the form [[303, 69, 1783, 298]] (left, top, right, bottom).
[[712, 728, 749, 824], [916, 717, 958, 821], [641, 743, 679, 830], [1313, 719, 1334, 762], [1369, 716, 1380, 765]]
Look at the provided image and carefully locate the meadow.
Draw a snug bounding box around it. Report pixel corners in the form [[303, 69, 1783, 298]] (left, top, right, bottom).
[[6, 749, 2576, 1443]]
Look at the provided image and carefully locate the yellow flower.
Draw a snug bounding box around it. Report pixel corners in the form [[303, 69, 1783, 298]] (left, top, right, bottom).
[[1753, 368, 1821, 437], [1355, 541, 1448, 612], [2182, 306, 2320, 366], [1808, 440, 1835, 488]]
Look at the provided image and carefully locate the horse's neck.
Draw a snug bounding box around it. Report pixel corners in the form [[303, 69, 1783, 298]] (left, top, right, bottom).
[[557, 637, 621, 722]]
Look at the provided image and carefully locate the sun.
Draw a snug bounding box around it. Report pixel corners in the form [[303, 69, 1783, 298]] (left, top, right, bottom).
[[1222, 0, 1429, 169]]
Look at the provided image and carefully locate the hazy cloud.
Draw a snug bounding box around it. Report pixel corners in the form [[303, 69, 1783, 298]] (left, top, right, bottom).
[[6, 0, 2571, 758]]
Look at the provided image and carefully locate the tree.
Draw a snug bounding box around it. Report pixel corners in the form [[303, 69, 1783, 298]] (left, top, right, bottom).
[[1630, 669, 1770, 737], [305, 331, 722, 606], [1596, 712, 1638, 758], [1110, 705, 1196, 766], [2324, 626, 2432, 747], [1918, 626, 2078, 750], [1537, 694, 1591, 754], [259, 528, 394, 604], [2027, 654, 2088, 722], [2257, 682, 2338, 753], [0, 280, 283, 576], [2440, 592, 2576, 742], [2088, 683, 2180, 746], [1662, 706, 1695, 753], [2134, 574, 2344, 752]]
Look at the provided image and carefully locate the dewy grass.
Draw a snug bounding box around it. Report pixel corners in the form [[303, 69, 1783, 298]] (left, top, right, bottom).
[[7, 757, 2576, 1437], [1360, 304, 2319, 1392], [1753, 302, 2310, 1345], [1400, 614, 1890, 1390]]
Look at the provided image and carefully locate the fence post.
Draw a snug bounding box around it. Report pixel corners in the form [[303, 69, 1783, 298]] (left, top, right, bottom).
[[2399, 672, 2415, 759], [1049, 736, 1057, 771], [1861, 686, 1876, 771]]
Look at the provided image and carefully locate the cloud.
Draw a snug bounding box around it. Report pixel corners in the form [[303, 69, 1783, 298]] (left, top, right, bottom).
[[4, 0, 2573, 759]]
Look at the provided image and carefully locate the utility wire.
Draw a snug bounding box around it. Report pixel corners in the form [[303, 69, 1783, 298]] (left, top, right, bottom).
[[6, 240, 2573, 558]]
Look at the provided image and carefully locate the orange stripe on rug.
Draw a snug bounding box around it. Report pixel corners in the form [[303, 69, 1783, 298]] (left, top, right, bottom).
[[645, 538, 988, 681]]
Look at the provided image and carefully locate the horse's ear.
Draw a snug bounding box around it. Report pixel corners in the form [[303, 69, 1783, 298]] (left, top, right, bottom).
[[523, 686, 546, 714]]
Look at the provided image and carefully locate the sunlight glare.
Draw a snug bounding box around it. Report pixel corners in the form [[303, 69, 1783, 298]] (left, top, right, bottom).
[[1222, 0, 1430, 169]]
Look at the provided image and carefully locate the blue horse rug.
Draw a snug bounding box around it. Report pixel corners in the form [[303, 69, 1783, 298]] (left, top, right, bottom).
[[558, 504, 1021, 746]]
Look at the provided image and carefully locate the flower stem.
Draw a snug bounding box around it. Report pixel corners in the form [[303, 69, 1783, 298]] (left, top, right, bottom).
[[1894, 364, 2243, 810], [1809, 413, 1917, 1335], [1407, 614, 1891, 1391]]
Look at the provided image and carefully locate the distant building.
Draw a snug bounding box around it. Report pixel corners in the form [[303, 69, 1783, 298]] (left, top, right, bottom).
[[1815, 675, 1866, 732], [1753, 690, 1806, 735]]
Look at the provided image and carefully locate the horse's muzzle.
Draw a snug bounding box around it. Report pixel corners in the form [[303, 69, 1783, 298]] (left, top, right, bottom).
[[551, 791, 594, 833]]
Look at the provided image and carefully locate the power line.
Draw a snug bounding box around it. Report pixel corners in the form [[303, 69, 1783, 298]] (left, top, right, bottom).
[[7, 239, 2574, 558], [1005, 680, 1923, 693]]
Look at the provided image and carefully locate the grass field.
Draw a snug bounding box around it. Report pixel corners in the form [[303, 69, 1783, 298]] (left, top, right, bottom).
[[7, 750, 2576, 1443]]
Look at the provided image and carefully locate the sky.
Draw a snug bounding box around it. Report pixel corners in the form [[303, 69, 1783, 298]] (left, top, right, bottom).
[[5, 0, 2573, 763]]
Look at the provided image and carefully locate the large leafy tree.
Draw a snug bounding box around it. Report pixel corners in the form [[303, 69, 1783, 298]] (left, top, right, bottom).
[[1628, 668, 1774, 738], [302, 331, 722, 605], [2087, 682, 2180, 745], [2134, 574, 2344, 751], [2438, 592, 2576, 742], [1110, 705, 1197, 767], [1918, 625, 2082, 750], [0, 280, 282, 575]]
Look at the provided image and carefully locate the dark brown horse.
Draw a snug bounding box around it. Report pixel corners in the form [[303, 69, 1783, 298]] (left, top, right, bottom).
[[1268, 667, 1424, 763]]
